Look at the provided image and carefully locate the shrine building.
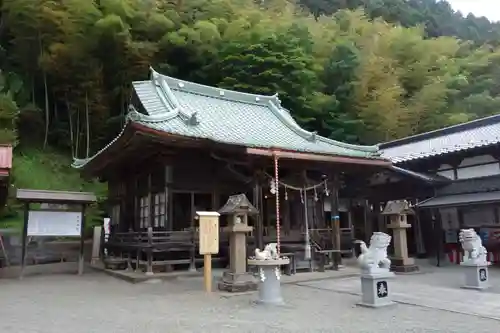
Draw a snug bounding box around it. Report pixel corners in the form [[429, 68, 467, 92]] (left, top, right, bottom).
[[72, 68, 392, 273]]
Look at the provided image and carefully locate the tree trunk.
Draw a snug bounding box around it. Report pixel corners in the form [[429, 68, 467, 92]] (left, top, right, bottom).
[[75, 107, 80, 159], [39, 33, 49, 149], [65, 96, 75, 158], [85, 92, 90, 158]]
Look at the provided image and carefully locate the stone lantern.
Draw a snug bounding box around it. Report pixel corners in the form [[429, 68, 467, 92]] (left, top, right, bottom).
[[382, 200, 419, 273], [217, 194, 259, 292]]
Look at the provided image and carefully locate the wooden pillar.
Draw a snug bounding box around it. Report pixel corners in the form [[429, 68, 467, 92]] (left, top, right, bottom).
[[330, 174, 341, 270], [78, 204, 86, 275], [147, 172, 153, 229], [189, 192, 196, 271], [283, 195, 291, 235], [363, 200, 371, 242], [20, 202, 29, 279], [432, 208, 444, 267], [375, 202, 385, 232], [253, 182, 264, 250]]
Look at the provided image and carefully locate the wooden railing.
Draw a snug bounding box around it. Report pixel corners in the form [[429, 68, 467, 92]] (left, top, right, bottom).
[[104, 230, 196, 274]]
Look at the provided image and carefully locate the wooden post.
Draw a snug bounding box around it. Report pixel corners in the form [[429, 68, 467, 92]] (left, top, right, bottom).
[[0, 233, 8, 267], [197, 211, 219, 293], [253, 182, 264, 250], [20, 202, 29, 279], [78, 204, 86, 275], [146, 226, 154, 275], [204, 253, 212, 293], [330, 174, 341, 270]]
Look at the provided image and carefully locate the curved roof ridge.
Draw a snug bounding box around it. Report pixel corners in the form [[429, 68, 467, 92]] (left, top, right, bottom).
[[127, 105, 179, 123], [267, 101, 379, 153], [150, 67, 282, 106]]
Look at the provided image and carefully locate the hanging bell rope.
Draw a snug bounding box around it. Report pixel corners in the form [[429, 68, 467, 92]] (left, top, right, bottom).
[[273, 153, 281, 257]]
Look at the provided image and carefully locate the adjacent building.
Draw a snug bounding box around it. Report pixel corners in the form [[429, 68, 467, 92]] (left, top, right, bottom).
[[376, 114, 500, 263]]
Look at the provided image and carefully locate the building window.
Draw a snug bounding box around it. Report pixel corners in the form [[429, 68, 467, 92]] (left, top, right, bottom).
[[139, 196, 150, 229], [153, 192, 166, 228], [153, 192, 167, 228]]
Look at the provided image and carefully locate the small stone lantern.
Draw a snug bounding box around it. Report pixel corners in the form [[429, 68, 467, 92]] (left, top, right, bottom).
[[382, 200, 419, 273], [217, 194, 259, 292]]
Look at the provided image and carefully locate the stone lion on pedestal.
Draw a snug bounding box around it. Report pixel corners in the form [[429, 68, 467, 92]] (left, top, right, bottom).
[[459, 228, 488, 265], [356, 232, 392, 274]]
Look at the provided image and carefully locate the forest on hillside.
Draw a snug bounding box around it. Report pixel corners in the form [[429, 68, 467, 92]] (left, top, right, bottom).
[[0, 0, 499, 178]]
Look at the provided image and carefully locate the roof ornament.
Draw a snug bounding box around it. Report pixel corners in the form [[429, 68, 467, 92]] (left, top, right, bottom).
[[186, 111, 199, 126], [219, 90, 225, 96], [308, 131, 317, 142], [255, 97, 260, 102], [127, 105, 141, 121], [150, 67, 160, 84], [178, 82, 185, 88], [271, 93, 281, 105]]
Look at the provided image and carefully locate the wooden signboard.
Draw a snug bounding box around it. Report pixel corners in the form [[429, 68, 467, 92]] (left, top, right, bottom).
[[198, 213, 220, 255], [196, 211, 220, 293], [27, 210, 82, 237]]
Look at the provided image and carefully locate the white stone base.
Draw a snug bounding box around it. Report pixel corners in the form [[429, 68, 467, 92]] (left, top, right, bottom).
[[248, 258, 290, 306], [460, 262, 490, 290], [357, 271, 396, 308]]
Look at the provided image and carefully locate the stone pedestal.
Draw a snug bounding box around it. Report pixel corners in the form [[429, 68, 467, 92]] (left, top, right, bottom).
[[387, 219, 419, 273], [248, 258, 290, 306], [218, 223, 257, 292], [461, 262, 490, 290], [358, 271, 396, 308]]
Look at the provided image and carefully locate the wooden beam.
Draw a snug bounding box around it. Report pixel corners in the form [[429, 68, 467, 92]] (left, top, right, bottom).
[[246, 148, 391, 167]]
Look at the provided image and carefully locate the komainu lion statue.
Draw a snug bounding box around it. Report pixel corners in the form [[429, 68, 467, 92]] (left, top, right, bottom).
[[254, 243, 278, 260], [356, 232, 392, 274], [459, 228, 488, 265]]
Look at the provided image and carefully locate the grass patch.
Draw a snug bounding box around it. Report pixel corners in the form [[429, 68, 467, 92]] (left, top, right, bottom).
[[0, 147, 107, 235], [0, 215, 22, 231]]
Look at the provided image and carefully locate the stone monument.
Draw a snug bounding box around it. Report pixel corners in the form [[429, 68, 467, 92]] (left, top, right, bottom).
[[459, 228, 490, 290], [91, 226, 102, 265], [383, 200, 419, 273], [217, 194, 259, 292], [356, 232, 395, 308], [248, 243, 290, 305]]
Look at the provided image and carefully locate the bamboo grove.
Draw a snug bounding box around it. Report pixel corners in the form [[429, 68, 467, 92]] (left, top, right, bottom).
[[1, 0, 500, 157]]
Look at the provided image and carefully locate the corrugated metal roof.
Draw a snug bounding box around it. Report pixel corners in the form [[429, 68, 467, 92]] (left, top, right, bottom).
[[0, 145, 13, 170], [379, 114, 500, 163], [417, 191, 500, 209]]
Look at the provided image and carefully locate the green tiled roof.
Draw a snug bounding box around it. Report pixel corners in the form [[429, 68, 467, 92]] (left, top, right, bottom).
[[73, 68, 382, 169]]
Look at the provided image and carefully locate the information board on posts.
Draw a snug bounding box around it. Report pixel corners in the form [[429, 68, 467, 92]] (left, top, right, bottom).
[[27, 210, 82, 237]]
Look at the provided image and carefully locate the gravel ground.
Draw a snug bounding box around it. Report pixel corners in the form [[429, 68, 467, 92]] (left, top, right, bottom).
[[0, 271, 498, 333]]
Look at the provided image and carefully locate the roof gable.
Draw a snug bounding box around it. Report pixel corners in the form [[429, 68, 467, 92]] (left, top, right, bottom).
[[379, 114, 500, 163]]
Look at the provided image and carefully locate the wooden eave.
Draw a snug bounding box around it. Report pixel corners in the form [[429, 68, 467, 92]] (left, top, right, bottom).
[[81, 123, 391, 178], [246, 147, 392, 167], [16, 189, 97, 204]]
